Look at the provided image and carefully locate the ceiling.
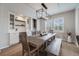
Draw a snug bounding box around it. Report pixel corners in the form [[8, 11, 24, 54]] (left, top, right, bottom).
[[27, 3, 79, 16]]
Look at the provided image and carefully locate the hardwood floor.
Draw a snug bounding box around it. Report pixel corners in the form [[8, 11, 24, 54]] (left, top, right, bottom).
[[61, 41, 79, 56], [0, 41, 79, 56], [0, 43, 22, 56]]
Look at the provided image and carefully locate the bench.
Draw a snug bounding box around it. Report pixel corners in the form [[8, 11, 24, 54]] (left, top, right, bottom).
[[45, 38, 62, 56]]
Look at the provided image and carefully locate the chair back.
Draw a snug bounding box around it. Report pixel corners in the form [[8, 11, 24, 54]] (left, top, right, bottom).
[[76, 35, 79, 42], [19, 32, 30, 52]]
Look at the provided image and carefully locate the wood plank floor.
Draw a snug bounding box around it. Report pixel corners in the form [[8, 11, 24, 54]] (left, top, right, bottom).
[[0, 41, 79, 56], [0, 43, 22, 56], [61, 41, 79, 56]]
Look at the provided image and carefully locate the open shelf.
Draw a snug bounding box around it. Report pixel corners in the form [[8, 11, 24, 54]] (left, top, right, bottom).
[[10, 22, 14, 25], [15, 24, 25, 26], [15, 19, 25, 22]]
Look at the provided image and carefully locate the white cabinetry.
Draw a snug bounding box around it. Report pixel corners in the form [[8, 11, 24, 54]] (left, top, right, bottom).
[[8, 12, 26, 46], [9, 32, 19, 46]]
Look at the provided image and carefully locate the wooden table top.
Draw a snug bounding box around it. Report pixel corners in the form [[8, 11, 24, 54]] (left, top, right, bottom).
[[38, 33, 56, 41], [27, 37, 44, 48], [27, 33, 56, 48]]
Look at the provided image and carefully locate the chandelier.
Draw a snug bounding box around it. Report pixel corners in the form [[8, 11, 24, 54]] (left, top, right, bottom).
[[36, 8, 49, 20], [36, 3, 49, 20]]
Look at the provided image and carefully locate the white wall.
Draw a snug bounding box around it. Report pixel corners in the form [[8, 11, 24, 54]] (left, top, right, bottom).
[[26, 18, 33, 36], [75, 8, 79, 47], [0, 3, 36, 49], [40, 20, 46, 32], [37, 20, 40, 31], [0, 4, 9, 49], [75, 8, 79, 35], [51, 10, 75, 42]]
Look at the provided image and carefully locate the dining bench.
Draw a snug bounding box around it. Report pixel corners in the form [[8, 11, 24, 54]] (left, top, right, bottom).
[[45, 38, 62, 56]]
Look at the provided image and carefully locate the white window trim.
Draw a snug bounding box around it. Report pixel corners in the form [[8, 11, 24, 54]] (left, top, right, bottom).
[[54, 17, 64, 32]]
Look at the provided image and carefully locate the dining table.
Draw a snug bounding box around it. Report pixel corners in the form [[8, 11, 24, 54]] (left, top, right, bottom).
[[27, 33, 56, 49]]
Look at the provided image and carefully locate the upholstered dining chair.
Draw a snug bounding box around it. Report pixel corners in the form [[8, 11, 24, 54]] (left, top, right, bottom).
[[19, 32, 38, 56]]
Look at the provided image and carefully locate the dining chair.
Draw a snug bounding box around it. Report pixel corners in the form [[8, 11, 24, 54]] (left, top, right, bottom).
[[76, 35, 79, 45], [19, 32, 38, 56]]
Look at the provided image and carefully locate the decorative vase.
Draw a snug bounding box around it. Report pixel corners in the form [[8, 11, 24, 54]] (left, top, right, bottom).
[[67, 32, 72, 42], [67, 36, 72, 42]]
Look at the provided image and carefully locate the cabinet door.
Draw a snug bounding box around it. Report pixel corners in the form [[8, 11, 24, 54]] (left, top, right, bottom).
[[8, 11, 16, 34], [9, 33, 19, 46]]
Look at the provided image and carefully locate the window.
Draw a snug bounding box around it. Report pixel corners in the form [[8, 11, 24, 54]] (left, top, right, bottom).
[[54, 17, 64, 32], [46, 20, 53, 31]]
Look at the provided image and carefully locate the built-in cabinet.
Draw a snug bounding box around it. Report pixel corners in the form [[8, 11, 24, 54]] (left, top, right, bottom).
[[9, 32, 19, 46], [10, 14, 15, 29], [0, 3, 36, 49], [8, 12, 26, 46]]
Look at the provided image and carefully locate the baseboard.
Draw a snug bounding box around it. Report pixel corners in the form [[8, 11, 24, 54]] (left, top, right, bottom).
[[0, 42, 20, 52], [0, 45, 9, 52], [9, 42, 20, 48], [0, 45, 9, 50]]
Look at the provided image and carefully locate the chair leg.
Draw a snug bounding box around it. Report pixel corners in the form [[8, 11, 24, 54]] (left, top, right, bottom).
[[28, 52, 31, 56], [37, 50, 39, 56], [22, 49, 24, 56]]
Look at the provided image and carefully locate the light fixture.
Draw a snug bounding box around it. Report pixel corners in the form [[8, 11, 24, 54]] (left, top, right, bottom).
[[36, 8, 49, 20], [36, 3, 49, 20]]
